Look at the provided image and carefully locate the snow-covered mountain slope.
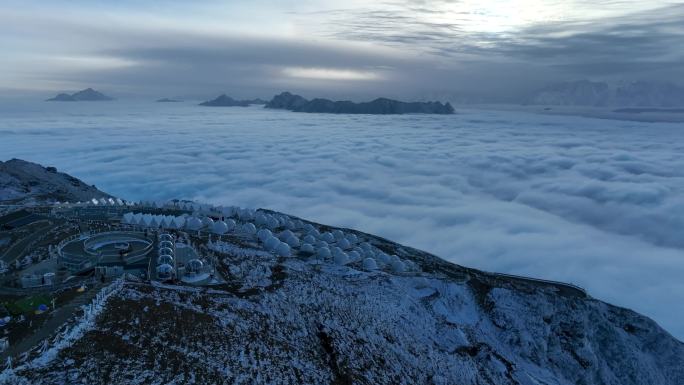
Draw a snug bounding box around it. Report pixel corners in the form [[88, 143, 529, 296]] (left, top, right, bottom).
[[529, 80, 684, 107], [2, 225, 683, 384], [0, 159, 111, 205], [0, 161, 682, 384]]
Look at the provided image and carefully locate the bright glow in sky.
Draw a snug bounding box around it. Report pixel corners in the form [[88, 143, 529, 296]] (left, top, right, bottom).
[[0, 0, 682, 99]]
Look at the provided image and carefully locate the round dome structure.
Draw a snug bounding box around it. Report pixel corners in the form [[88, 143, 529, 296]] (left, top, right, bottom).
[[185, 259, 204, 274], [275, 242, 291, 257], [158, 247, 174, 256], [363, 257, 378, 271], [159, 240, 174, 250], [300, 243, 314, 254], [158, 254, 174, 265], [212, 221, 229, 235], [317, 247, 331, 259], [264, 236, 280, 251], [157, 264, 175, 280]]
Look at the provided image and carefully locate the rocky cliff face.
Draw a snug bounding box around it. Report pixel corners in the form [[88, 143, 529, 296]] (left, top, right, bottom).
[[265, 92, 455, 114], [0, 159, 111, 205]]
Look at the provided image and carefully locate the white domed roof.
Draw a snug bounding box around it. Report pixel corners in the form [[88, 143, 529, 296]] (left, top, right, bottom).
[[158, 255, 174, 265], [317, 247, 331, 259], [225, 219, 236, 231], [185, 259, 203, 273], [300, 243, 315, 254], [159, 240, 174, 249], [321, 232, 335, 243], [159, 247, 174, 256], [334, 251, 349, 265], [337, 238, 351, 250], [242, 222, 257, 235], [264, 236, 280, 251], [362, 257, 378, 271], [279, 230, 295, 241], [257, 229, 273, 242], [212, 221, 229, 235], [275, 242, 291, 257], [285, 235, 300, 248], [391, 259, 406, 273], [157, 264, 174, 279], [332, 230, 345, 240], [186, 217, 203, 230], [303, 235, 316, 244], [202, 217, 215, 228]]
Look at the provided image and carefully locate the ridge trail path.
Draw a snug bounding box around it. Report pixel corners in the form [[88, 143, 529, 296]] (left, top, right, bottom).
[[0, 281, 103, 362]]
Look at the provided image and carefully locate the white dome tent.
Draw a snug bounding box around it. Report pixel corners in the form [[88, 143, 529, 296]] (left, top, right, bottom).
[[334, 251, 349, 265], [317, 247, 331, 260], [186, 217, 203, 231], [242, 223, 257, 235], [185, 259, 204, 275], [158, 255, 174, 265], [300, 243, 315, 255], [212, 221, 229, 235], [202, 217, 215, 229], [337, 238, 351, 250], [258, 229, 273, 243], [275, 242, 291, 257], [332, 230, 345, 241], [157, 264, 175, 281], [264, 236, 280, 251], [363, 257, 378, 271], [321, 232, 335, 243], [284, 235, 300, 248]]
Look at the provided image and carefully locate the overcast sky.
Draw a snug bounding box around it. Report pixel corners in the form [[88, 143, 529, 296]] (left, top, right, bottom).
[[1, 0, 682, 101]]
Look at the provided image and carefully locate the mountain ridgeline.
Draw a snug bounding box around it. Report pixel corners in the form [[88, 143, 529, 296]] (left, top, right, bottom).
[[199, 94, 267, 107], [0, 159, 682, 385], [528, 80, 684, 107], [46, 88, 113, 102], [265, 92, 455, 114]]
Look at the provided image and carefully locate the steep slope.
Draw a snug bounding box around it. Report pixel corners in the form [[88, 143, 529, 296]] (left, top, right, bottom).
[[0, 159, 111, 204], [0, 162, 681, 384]]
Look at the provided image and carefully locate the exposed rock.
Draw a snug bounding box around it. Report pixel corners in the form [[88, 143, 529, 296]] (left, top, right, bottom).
[[199, 94, 265, 107], [46, 88, 113, 102], [0, 159, 111, 204], [266, 92, 454, 114]]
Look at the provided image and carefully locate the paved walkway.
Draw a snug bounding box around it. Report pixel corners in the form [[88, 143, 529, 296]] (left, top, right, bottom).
[[0, 281, 104, 362]]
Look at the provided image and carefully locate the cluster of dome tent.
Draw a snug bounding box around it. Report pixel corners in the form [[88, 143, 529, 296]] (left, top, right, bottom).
[[121, 206, 414, 274]]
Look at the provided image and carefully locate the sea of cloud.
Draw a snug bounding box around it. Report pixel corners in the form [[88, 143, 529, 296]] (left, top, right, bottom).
[[1, 100, 683, 339]]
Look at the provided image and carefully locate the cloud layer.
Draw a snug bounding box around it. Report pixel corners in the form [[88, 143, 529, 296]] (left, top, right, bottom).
[[1, 1, 682, 100], [1, 101, 683, 339]]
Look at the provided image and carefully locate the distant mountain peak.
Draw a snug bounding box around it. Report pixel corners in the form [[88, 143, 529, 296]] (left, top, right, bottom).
[[529, 80, 684, 107], [265, 91, 454, 114], [199, 94, 259, 107], [46, 88, 113, 102]]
